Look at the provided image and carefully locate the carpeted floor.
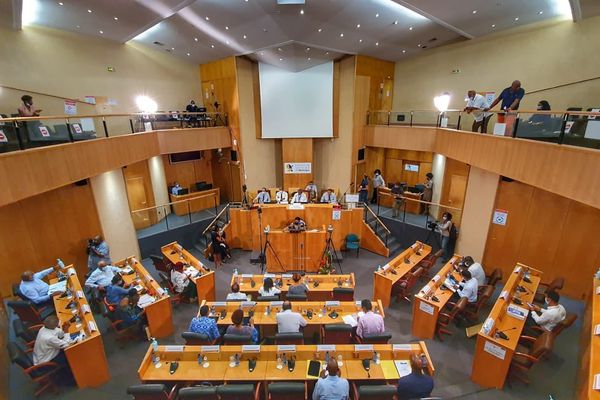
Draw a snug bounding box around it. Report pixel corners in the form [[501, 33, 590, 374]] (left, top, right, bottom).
[[6, 247, 583, 399]]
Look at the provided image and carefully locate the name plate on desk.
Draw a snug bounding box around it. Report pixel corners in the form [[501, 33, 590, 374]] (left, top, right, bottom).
[[392, 344, 412, 351], [77, 291, 84, 299], [421, 285, 431, 295], [500, 290, 509, 300], [81, 304, 91, 314], [432, 275, 440, 283], [87, 321, 97, 332], [213, 302, 227, 306], [164, 345, 184, 352], [595, 324, 600, 336], [242, 345, 261, 353], [241, 301, 256, 308], [241, 274, 253, 278], [282, 274, 293, 279], [325, 301, 340, 307], [270, 301, 284, 307], [514, 266, 522, 274], [288, 204, 304, 210], [155, 287, 165, 296], [317, 345, 336, 352], [596, 286, 600, 295], [419, 301, 434, 315], [277, 345, 296, 352], [67, 268, 76, 276], [201, 345, 220, 353], [594, 374, 600, 390], [483, 341, 506, 360], [264, 273, 275, 278], [381, 264, 390, 271], [354, 344, 373, 351], [507, 305, 528, 320]]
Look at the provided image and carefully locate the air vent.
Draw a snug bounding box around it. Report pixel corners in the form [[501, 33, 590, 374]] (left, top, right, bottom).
[[165, 48, 172, 52], [153, 41, 164, 46], [421, 45, 428, 49], [428, 37, 437, 42]]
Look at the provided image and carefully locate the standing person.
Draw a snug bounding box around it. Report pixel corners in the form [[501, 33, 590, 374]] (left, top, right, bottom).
[[358, 175, 369, 204], [17, 95, 42, 117], [171, 182, 182, 195], [485, 80, 525, 112], [170, 262, 198, 302], [370, 169, 385, 204], [391, 182, 404, 218], [422, 173, 433, 215], [437, 212, 453, 262], [210, 226, 226, 269], [312, 359, 349, 400], [464, 90, 492, 133], [305, 181, 318, 202], [186, 100, 199, 127], [396, 354, 434, 400], [241, 184, 250, 209], [87, 235, 111, 272]]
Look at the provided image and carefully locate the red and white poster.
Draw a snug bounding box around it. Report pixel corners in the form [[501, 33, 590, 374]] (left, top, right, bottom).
[[0, 130, 7, 142], [64, 99, 77, 115], [72, 124, 83, 134], [39, 126, 50, 137]]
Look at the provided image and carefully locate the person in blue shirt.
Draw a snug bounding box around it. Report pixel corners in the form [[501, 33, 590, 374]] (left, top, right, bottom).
[[189, 305, 220, 342], [116, 290, 146, 333], [397, 354, 434, 400], [312, 359, 349, 400], [225, 309, 259, 344], [19, 265, 62, 305], [87, 235, 111, 272], [485, 80, 525, 112], [105, 275, 130, 305], [85, 261, 121, 290], [253, 188, 271, 204], [358, 175, 369, 204], [171, 182, 182, 195]]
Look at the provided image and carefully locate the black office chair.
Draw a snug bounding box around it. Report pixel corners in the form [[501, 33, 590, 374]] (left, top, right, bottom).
[[6, 300, 54, 325], [178, 385, 218, 400], [150, 255, 170, 274], [332, 287, 354, 301], [352, 384, 397, 400], [268, 382, 306, 400], [285, 293, 307, 301], [181, 332, 215, 345], [217, 383, 261, 400], [7, 341, 62, 397], [126, 383, 178, 400], [12, 283, 29, 301], [274, 332, 304, 345], [356, 333, 392, 344], [223, 333, 253, 345], [256, 295, 280, 302], [13, 319, 42, 349]]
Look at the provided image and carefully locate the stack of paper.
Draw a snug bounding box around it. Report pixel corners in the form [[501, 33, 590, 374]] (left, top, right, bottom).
[[394, 360, 412, 377], [48, 280, 67, 295], [342, 315, 357, 327], [137, 294, 156, 308]]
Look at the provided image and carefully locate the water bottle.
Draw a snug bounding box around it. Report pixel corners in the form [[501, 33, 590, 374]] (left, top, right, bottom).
[[151, 337, 159, 352], [325, 351, 330, 363], [151, 338, 160, 365], [57, 258, 65, 268], [233, 268, 239, 276], [376, 265, 381, 272], [265, 305, 271, 316], [198, 353, 203, 365], [373, 351, 380, 364], [595, 267, 600, 280]]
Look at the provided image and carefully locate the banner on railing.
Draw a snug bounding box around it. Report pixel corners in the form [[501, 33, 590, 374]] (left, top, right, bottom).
[[284, 162, 311, 174]]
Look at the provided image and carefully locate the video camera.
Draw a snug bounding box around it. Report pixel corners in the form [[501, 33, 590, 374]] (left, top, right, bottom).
[[427, 221, 438, 230]]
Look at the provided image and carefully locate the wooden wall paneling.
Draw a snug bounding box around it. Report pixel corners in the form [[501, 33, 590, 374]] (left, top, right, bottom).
[[251, 61, 262, 139], [439, 158, 470, 225], [123, 160, 157, 229], [156, 127, 232, 154], [162, 154, 214, 193], [384, 158, 404, 184], [210, 151, 238, 202], [282, 139, 314, 191], [364, 147, 385, 180], [332, 60, 340, 138], [352, 75, 370, 167]]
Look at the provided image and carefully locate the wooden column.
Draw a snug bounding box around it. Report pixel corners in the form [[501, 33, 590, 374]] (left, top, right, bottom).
[[282, 138, 313, 191]]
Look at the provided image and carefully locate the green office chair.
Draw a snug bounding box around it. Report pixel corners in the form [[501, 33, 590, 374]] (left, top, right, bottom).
[[345, 234, 360, 257]]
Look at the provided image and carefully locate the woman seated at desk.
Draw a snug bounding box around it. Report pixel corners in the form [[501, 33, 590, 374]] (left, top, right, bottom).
[[288, 273, 309, 296], [258, 277, 281, 297], [170, 262, 197, 302], [226, 309, 259, 344]]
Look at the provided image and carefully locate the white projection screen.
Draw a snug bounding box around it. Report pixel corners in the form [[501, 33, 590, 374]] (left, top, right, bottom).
[[259, 62, 333, 138]]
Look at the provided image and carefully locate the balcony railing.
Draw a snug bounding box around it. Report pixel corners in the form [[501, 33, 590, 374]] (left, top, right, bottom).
[[366, 109, 600, 150], [0, 111, 229, 153]]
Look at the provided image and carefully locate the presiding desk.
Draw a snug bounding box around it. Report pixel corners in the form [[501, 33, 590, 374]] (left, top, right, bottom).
[[378, 188, 423, 214], [264, 228, 327, 272], [199, 300, 384, 340], [161, 241, 216, 302], [411, 255, 462, 339], [230, 273, 355, 301], [471, 263, 542, 389], [50, 266, 110, 388], [169, 187, 220, 216], [373, 242, 431, 308], [114, 256, 174, 338], [138, 343, 434, 384]]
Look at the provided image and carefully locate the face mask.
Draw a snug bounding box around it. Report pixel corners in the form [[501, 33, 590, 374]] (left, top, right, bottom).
[[544, 298, 550, 305], [537, 106, 543, 110]]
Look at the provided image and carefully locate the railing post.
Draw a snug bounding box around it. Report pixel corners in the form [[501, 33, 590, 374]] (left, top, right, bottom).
[[102, 118, 109, 138], [558, 113, 568, 144], [512, 116, 520, 138], [387, 112, 391, 126], [65, 119, 75, 142], [14, 122, 25, 150], [129, 118, 135, 134], [410, 112, 413, 127], [457, 113, 462, 131]]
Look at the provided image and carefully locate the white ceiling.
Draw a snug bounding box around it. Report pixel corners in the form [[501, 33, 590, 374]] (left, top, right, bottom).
[[9, 0, 598, 70]]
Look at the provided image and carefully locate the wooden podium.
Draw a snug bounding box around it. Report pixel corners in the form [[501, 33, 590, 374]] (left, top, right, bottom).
[[264, 229, 327, 272]]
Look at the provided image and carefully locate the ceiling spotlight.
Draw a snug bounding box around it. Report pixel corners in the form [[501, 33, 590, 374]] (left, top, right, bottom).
[[300, 9, 304, 14], [308, 57, 311, 61], [171, 47, 175, 50], [211, 44, 215, 48], [409, 26, 413, 30], [375, 13, 379, 17], [417, 44, 422, 47], [538, 10, 543, 15], [263, 28, 268, 32], [359, 39, 363, 42], [243, 34, 247, 39], [225, 26, 229, 30], [205, 16, 210, 21], [279, 58, 283, 61], [325, 51, 329, 55], [306, 47, 310, 51], [186, 53, 191, 56], [278, 47, 282, 51], [340, 33, 344, 37], [194, 37, 198, 41], [492, 24, 496, 28], [260, 51, 264, 55], [402, 50, 406, 53], [76, 25, 80, 28], [114, 17, 119, 21], [375, 42, 379, 46], [87, 9, 92, 13], [514, 17, 519, 21], [356, 24, 361, 28], [58, 2, 63, 5], [318, 28, 322, 32], [472, 10, 478, 14], [226, 40, 230, 44], [99, 30, 103, 34], [393, 20, 398, 25]]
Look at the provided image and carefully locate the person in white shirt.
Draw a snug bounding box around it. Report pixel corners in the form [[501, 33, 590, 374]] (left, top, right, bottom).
[[33, 316, 73, 373], [226, 283, 248, 301], [291, 189, 308, 204], [454, 270, 478, 303], [254, 188, 271, 204], [275, 188, 289, 204], [464, 90, 492, 133], [170, 262, 197, 301], [461, 256, 486, 287], [527, 290, 566, 332], [370, 169, 385, 204], [305, 181, 318, 201], [320, 188, 337, 204], [258, 277, 281, 297], [85, 262, 121, 290], [276, 301, 307, 333], [171, 182, 182, 195]]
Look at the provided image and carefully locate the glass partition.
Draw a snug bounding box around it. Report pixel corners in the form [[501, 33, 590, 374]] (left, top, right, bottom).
[[513, 112, 564, 143]]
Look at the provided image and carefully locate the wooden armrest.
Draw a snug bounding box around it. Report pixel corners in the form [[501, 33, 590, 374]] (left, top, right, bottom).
[[518, 335, 537, 344], [351, 382, 360, 400], [512, 351, 538, 363], [24, 361, 60, 374], [168, 383, 180, 400], [254, 382, 262, 400]]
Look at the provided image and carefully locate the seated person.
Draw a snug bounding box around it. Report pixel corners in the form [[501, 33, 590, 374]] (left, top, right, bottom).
[[526, 290, 566, 332], [356, 299, 385, 339], [528, 100, 552, 125], [287, 273, 309, 296], [460, 256, 486, 287], [171, 182, 182, 195], [258, 277, 281, 297], [33, 316, 75, 383], [305, 181, 318, 201], [19, 264, 62, 305], [453, 270, 478, 303], [85, 261, 122, 290], [253, 187, 271, 204], [226, 308, 259, 344], [320, 188, 337, 204], [276, 300, 307, 333], [226, 283, 248, 301], [275, 188, 289, 204], [288, 217, 306, 232], [189, 305, 220, 342], [105, 275, 130, 305], [312, 359, 349, 400], [290, 189, 308, 204], [397, 354, 434, 400], [115, 289, 146, 332], [170, 262, 197, 301]]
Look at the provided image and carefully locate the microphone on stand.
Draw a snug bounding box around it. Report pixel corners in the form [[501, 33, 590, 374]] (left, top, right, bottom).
[[342, 182, 355, 197], [494, 326, 517, 340]]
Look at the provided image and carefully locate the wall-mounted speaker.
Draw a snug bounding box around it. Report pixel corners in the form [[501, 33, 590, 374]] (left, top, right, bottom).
[[231, 150, 238, 162], [74, 179, 88, 186], [501, 176, 514, 182], [358, 148, 365, 161]]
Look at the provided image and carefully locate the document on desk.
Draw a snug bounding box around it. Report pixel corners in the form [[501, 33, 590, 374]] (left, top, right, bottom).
[[394, 360, 412, 377], [443, 278, 456, 292], [342, 315, 358, 327], [380, 360, 400, 379], [48, 280, 67, 295], [137, 294, 156, 308], [121, 266, 134, 274]]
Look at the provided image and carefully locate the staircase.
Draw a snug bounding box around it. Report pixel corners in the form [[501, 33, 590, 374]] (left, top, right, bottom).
[[362, 204, 403, 257], [198, 203, 234, 254]]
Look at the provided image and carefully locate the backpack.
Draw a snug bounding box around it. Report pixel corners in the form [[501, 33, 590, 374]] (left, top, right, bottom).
[[449, 223, 458, 241]]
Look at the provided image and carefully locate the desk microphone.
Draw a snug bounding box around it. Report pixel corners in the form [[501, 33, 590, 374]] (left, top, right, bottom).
[[516, 285, 528, 294], [431, 295, 440, 303], [494, 327, 517, 340], [522, 275, 532, 284], [342, 182, 355, 198]]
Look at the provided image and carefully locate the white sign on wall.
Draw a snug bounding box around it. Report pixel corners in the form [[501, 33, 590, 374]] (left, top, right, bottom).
[[64, 99, 77, 115], [492, 209, 508, 226], [332, 210, 341, 220], [284, 162, 312, 174]]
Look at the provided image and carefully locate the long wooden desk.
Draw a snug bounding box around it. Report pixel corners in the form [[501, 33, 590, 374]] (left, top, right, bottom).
[[412, 255, 462, 339], [169, 187, 220, 216], [264, 229, 327, 272], [379, 188, 422, 214], [161, 241, 216, 302], [373, 242, 431, 308], [199, 300, 384, 340], [138, 343, 434, 383], [470, 263, 542, 389], [230, 273, 356, 301], [51, 266, 110, 388], [115, 256, 174, 338], [582, 279, 600, 399]]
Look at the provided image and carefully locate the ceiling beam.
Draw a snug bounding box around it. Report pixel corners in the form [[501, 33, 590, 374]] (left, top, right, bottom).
[[121, 0, 196, 43], [570, 0, 583, 21], [392, 0, 474, 39]]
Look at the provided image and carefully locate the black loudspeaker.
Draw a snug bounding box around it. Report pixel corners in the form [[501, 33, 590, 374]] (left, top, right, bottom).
[[74, 179, 88, 186], [501, 176, 514, 182], [358, 148, 365, 161], [231, 150, 238, 162]]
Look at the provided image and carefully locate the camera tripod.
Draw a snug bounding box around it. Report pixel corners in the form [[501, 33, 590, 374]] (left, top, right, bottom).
[[320, 229, 343, 274], [424, 224, 442, 249], [260, 231, 285, 274]]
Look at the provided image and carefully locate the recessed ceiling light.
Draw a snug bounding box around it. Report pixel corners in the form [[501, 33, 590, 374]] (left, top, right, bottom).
[[538, 10, 543, 15], [514, 17, 519, 21], [491, 24, 496, 28], [243, 34, 247, 39], [99, 30, 103, 34], [417, 44, 422, 47], [340, 33, 344, 37], [205, 16, 210, 21], [260, 51, 264, 55], [409, 26, 413, 30], [393, 20, 398, 25], [306, 47, 310, 51], [171, 47, 175, 50], [278, 47, 282, 51], [356, 24, 361, 28], [263, 28, 268, 32], [359, 39, 363, 42], [76, 25, 80, 28], [87, 9, 92, 13], [325, 51, 329, 55], [375, 13, 379, 17], [226, 40, 230, 44], [279, 58, 283, 61], [472, 10, 477, 14], [402, 50, 406, 53], [186, 53, 190, 56], [318, 28, 322, 32], [308, 57, 311, 61], [211, 44, 215, 48], [300, 9, 304, 15], [114, 17, 119, 21], [58, 2, 63, 5], [225, 26, 229, 30], [375, 42, 379, 46], [194, 37, 198, 41]]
